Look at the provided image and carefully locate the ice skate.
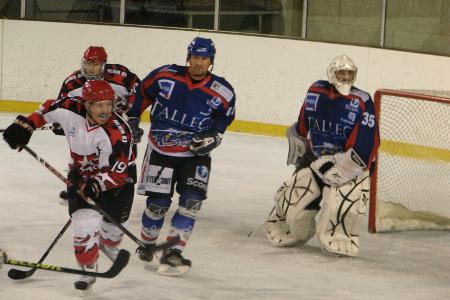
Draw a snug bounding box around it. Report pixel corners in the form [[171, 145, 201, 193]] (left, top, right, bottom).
[[74, 263, 97, 290], [136, 245, 154, 263], [157, 249, 191, 276]]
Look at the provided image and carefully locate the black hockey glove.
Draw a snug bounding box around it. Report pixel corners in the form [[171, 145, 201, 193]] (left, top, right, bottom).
[[127, 117, 144, 143], [67, 168, 82, 189], [52, 123, 65, 136], [190, 130, 222, 156], [3, 115, 35, 151], [79, 178, 101, 203]]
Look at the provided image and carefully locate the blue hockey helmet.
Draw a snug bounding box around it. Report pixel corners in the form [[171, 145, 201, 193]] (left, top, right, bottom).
[[187, 37, 216, 63]]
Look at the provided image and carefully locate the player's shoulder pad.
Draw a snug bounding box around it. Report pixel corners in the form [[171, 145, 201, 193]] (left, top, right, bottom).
[[350, 87, 372, 103], [56, 97, 85, 114], [311, 80, 332, 89], [105, 114, 133, 143], [145, 64, 181, 79], [105, 63, 133, 78], [160, 64, 184, 74], [209, 74, 235, 102], [63, 70, 83, 85], [106, 63, 136, 73]]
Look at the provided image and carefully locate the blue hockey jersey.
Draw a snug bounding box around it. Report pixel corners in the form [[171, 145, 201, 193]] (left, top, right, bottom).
[[297, 80, 379, 168], [128, 64, 236, 156]]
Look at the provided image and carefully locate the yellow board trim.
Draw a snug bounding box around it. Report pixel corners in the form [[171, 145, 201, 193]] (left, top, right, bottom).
[[2, 100, 449, 162], [380, 140, 450, 163], [0, 100, 41, 113], [0, 100, 288, 137]]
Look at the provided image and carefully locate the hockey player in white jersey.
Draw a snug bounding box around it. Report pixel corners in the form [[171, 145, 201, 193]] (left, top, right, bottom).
[[56, 46, 140, 201], [264, 55, 379, 257], [3, 80, 135, 289]]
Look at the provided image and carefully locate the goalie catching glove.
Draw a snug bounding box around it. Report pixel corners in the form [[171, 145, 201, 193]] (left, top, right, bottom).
[[3, 115, 35, 151], [189, 130, 222, 156], [310, 148, 366, 186]]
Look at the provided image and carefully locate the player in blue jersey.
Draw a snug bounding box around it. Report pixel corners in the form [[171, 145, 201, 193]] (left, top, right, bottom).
[[264, 55, 379, 257], [127, 37, 236, 275]]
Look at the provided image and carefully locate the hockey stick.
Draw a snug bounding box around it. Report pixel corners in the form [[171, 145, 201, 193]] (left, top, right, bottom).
[[7, 219, 72, 280], [83, 195, 180, 255], [3, 249, 129, 278], [0, 134, 66, 183], [22, 145, 68, 183], [247, 206, 275, 238]]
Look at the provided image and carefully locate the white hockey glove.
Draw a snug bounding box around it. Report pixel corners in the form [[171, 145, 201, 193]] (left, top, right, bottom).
[[310, 148, 366, 186], [286, 123, 308, 166]]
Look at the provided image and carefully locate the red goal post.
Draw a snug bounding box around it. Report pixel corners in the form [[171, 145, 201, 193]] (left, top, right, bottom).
[[369, 89, 450, 233]]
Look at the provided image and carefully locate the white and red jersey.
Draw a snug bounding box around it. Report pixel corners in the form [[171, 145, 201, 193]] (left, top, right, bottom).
[[58, 64, 140, 115], [27, 98, 135, 191]]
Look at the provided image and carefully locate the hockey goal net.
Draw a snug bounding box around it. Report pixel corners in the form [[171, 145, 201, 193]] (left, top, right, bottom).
[[369, 89, 450, 233]]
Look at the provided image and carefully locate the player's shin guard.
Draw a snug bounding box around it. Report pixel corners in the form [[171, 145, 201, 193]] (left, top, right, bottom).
[[168, 191, 203, 251], [316, 171, 370, 257], [100, 220, 127, 261], [71, 209, 101, 266], [141, 197, 171, 244]]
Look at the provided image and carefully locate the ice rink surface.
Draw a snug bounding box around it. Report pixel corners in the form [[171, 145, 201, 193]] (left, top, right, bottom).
[[0, 112, 449, 300]]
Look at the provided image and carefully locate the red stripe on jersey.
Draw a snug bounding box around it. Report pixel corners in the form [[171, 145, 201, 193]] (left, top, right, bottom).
[[297, 104, 308, 137], [27, 99, 56, 128], [148, 133, 190, 153]]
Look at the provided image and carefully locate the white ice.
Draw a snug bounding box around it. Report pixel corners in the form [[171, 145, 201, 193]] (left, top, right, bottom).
[[0, 112, 449, 300]]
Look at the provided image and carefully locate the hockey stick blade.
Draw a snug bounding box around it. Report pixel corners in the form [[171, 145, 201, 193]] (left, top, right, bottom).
[[137, 236, 181, 257], [7, 219, 72, 280], [6, 249, 130, 279], [8, 268, 35, 280], [151, 236, 181, 252]]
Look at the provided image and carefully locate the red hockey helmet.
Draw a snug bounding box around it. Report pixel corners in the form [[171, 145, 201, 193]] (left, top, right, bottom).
[[81, 46, 107, 80], [82, 80, 115, 102]]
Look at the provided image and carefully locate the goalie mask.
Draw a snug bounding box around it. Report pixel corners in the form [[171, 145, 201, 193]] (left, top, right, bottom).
[[81, 46, 107, 80], [327, 55, 357, 96]]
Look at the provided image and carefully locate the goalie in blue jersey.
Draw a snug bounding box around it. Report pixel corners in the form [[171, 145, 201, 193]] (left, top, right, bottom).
[[127, 37, 236, 275], [264, 55, 380, 257]]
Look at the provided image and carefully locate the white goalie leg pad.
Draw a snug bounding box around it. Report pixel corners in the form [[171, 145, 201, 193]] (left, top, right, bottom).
[[264, 168, 321, 247], [316, 171, 370, 257]]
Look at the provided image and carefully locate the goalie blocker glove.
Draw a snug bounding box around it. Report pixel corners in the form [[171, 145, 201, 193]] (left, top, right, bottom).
[[189, 130, 222, 156], [3, 115, 35, 151], [127, 117, 144, 143]]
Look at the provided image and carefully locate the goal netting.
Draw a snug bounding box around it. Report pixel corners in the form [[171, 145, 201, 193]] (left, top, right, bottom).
[[369, 89, 450, 232]]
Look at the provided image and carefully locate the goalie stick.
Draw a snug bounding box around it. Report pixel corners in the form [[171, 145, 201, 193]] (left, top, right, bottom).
[[3, 249, 130, 278], [7, 219, 72, 280]]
